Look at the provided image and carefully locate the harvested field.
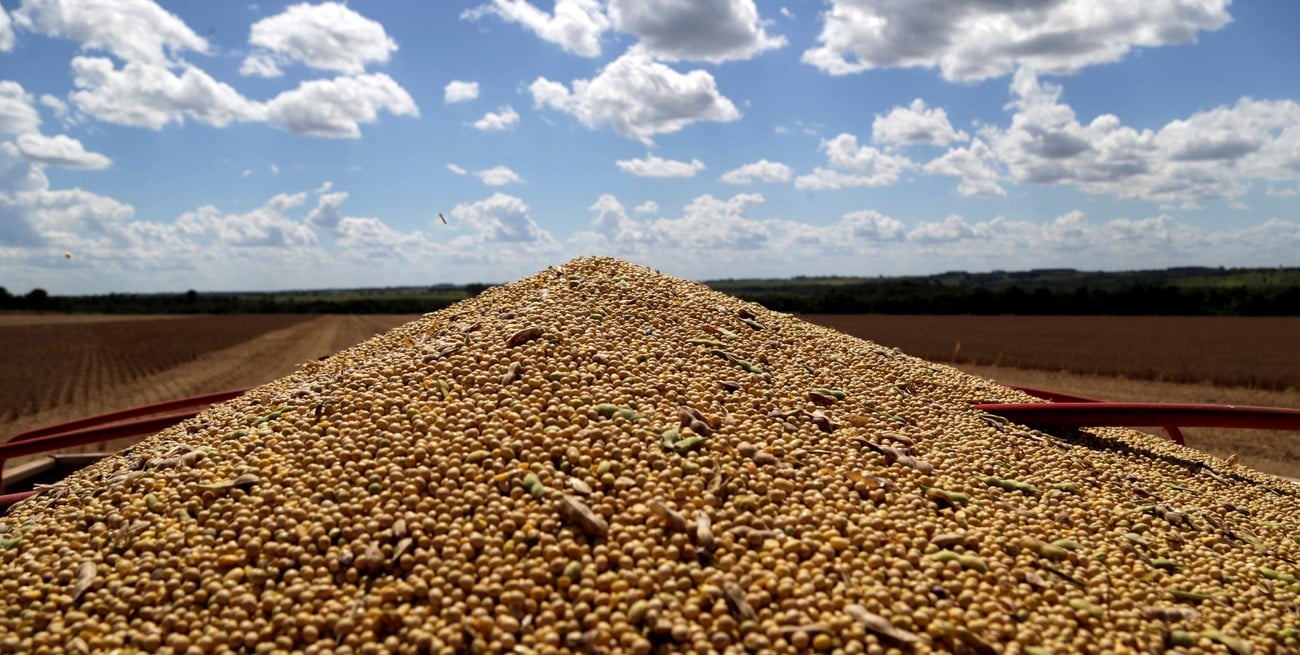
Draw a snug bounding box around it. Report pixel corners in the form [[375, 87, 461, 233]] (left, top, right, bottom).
[[803, 314, 1300, 391], [0, 315, 416, 445], [0, 313, 189, 327]]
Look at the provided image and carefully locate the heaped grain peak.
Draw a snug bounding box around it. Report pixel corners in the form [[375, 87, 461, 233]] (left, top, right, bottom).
[[2, 256, 1298, 655]]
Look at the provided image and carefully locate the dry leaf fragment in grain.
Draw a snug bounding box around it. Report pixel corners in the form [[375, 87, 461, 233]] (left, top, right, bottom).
[[506, 327, 544, 348], [844, 604, 921, 647], [650, 501, 688, 534], [555, 495, 607, 539], [71, 560, 96, 603]]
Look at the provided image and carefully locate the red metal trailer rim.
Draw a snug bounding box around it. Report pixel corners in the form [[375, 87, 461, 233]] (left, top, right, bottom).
[[5, 384, 1300, 511]]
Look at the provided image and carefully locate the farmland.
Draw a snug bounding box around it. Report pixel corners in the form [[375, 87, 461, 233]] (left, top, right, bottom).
[[0, 314, 416, 443], [803, 314, 1300, 390], [2, 312, 1298, 479]]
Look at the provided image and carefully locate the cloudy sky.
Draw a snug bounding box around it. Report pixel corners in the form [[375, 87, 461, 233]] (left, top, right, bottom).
[[1, 0, 1298, 293]]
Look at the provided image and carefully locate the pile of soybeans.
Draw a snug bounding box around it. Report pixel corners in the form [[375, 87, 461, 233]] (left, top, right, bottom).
[[3, 257, 1299, 655]]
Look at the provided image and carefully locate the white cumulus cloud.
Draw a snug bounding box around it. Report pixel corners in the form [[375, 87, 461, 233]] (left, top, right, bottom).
[[530, 47, 740, 144], [245, 2, 397, 75], [720, 159, 792, 184], [615, 154, 705, 178], [69, 57, 264, 130], [873, 99, 968, 146], [176, 198, 316, 249], [475, 165, 525, 186], [14, 133, 111, 169], [979, 69, 1300, 202], [472, 105, 520, 131], [0, 5, 14, 52], [634, 200, 659, 214], [239, 52, 283, 78], [922, 138, 1005, 198], [606, 0, 785, 63], [12, 0, 209, 66], [0, 81, 41, 135], [446, 163, 467, 175], [795, 133, 913, 189], [802, 0, 1233, 81], [263, 73, 418, 138], [444, 80, 480, 104], [461, 0, 610, 57], [450, 192, 555, 245]]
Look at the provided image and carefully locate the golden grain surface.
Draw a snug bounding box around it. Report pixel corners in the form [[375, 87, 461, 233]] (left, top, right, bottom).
[[2, 257, 1298, 655]]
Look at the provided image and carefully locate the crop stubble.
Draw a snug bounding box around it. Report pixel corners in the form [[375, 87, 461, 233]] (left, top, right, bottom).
[[803, 315, 1300, 391], [0, 315, 416, 446]]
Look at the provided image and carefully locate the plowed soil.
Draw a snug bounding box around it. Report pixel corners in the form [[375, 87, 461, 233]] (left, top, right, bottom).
[[1, 315, 417, 465], [803, 314, 1300, 390]]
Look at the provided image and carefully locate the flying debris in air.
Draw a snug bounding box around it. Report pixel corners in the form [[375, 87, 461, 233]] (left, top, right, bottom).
[[439, 212, 447, 225], [64, 252, 73, 260]]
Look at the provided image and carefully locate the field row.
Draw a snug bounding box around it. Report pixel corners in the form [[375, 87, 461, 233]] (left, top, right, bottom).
[[0, 314, 418, 450], [0, 315, 311, 427], [803, 314, 1300, 391]]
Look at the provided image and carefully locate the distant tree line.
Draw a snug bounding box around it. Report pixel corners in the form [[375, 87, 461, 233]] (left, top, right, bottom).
[[0, 286, 482, 314], [736, 281, 1300, 316], [3, 271, 1299, 315]]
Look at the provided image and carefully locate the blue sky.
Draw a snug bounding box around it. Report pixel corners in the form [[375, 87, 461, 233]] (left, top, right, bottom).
[[1, 0, 1298, 293]]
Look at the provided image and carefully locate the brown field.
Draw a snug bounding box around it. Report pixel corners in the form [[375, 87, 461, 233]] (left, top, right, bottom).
[[802, 314, 1300, 390], [4, 312, 1298, 481], [0, 314, 417, 448]]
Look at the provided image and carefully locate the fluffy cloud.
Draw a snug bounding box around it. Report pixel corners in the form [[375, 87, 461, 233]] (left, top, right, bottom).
[[446, 163, 468, 175], [444, 80, 479, 104], [69, 57, 264, 129], [977, 69, 1300, 202], [245, 2, 397, 75], [922, 138, 1005, 198], [579, 191, 769, 254], [634, 200, 659, 214], [0, 81, 41, 135], [873, 99, 968, 146], [462, 0, 610, 57], [0, 5, 14, 52], [305, 191, 348, 231], [719, 159, 791, 184], [794, 133, 913, 189], [772, 208, 906, 257], [606, 0, 785, 63], [299, 189, 437, 262], [472, 105, 519, 132], [239, 52, 282, 78], [615, 154, 705, 178], [14, 133, 111, 169], [530, 48, 740, 144], [263, 73, 418, 138], [3, 183, 133, 250], [802, 0, 1233, 81], [334, 215, 435, 262], [449, 192, 555, 245], [175, 200, 316, 249], [12, 0, 208, 66], [39, 94, 70, 121], [475, 165, 525, 186]]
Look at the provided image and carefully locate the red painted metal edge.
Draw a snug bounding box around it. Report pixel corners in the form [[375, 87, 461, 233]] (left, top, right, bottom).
[[0, 490, 39, 506], [998, 386, 1186, 442], [974, 402, 1300, 439], [0, 411, 202, 462], [5, 389, 248, 443]]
